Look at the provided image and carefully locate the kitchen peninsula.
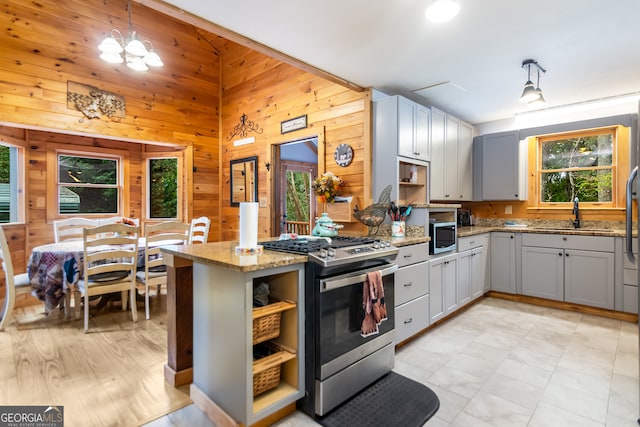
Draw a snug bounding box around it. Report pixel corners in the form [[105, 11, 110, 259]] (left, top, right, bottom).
[[160, 241, 306, 426]]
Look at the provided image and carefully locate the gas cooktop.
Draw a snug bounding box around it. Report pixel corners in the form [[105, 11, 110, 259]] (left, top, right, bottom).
[[263, 236, 398, 267]]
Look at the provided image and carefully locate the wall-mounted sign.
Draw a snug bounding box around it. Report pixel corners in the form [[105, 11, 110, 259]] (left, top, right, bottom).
[[233, 136, 255, 147], [281, 115, 307, 134]]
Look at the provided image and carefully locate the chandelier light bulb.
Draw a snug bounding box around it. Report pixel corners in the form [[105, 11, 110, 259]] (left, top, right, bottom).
[[143, 50, 164, 67], [125, 32, 148, 57], [98, 36, 123, 54], [126, 55, 149, 72], [99, 52, 124, 64]]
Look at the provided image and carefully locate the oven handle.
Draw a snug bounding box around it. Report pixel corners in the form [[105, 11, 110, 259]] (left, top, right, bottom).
[[320, 264, 398, 292]]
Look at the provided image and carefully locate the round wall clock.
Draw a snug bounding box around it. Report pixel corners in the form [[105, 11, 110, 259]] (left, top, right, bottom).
[[334, 144, 353, 167]]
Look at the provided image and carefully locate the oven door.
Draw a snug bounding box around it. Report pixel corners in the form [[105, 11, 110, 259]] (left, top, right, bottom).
[[317, 263, 397, 380]]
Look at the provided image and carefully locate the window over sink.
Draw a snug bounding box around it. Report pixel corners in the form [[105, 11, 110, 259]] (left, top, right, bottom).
[[532, 126, 628, 210]]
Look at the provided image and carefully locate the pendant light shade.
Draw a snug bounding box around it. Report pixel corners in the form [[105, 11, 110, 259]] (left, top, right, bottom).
[[97, 0, 163, 71], [425, 0, 460, 23], [520, 81, 540, 103]]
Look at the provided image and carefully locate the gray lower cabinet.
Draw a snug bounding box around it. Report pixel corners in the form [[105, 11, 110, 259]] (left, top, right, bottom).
[[458, 233, 490, 301], [623, 238, 638, 313], [394, 243, 429, 343], [522, 246, 564, 301], [521, 233, 615, 309], [490, 232, 517, 294], [429, 252, 458, 323]]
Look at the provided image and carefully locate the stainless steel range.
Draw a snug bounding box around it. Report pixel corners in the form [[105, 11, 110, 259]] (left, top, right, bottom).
[[263, 236, 398, 417]]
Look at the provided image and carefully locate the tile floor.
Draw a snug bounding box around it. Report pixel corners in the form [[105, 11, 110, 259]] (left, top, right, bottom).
[[144, 298, 639, 427]]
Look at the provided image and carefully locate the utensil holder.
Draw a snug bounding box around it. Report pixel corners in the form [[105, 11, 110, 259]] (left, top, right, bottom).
[[392, 221, 405, 237]]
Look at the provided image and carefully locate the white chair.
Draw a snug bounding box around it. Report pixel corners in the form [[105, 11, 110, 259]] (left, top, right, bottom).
[[189, 216, 211, 244], [0, 227, 33, 331], [77, 223, 140, 333], [136, 221, 189, 320], [98, 217, 140, 226], [53, 217, 99, 243]]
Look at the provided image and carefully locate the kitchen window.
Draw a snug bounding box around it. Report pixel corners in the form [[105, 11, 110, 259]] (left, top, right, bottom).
[[533, 126, 627, 209]]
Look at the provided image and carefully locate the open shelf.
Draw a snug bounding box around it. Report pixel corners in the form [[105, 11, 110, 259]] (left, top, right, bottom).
[[398, 161, 428, 205]]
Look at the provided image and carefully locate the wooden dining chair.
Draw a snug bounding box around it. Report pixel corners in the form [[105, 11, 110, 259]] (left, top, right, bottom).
[[77, 223, 140, 333], [0, 227, 33, 331], [188, 216, 211, 244], [53, 217, 99, 243], [136, 221, 189, 320]]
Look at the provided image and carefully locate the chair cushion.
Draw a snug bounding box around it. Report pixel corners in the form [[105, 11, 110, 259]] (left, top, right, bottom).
[[88, 270, 130, 282]]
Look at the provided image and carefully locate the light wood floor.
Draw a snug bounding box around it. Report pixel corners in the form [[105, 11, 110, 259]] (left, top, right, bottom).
[[0, 293, 192, 427]]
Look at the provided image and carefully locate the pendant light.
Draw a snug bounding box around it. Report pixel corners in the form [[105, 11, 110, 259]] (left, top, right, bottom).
[[425, 0, 460, 23], [98, 0, 163, 71], [519, 59, 545, 104], [527, 67, 546, 108]]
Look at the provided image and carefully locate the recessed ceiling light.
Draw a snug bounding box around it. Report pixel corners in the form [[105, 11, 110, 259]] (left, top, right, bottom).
[[425, 0, 460, 23]]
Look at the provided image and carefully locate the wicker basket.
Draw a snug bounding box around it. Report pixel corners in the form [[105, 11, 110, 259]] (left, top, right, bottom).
[[252, 300, 296, 345], [253, 343, 296, 396]]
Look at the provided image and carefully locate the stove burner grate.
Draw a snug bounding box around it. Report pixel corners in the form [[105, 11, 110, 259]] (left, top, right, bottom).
[[263, 236, 379, 255]]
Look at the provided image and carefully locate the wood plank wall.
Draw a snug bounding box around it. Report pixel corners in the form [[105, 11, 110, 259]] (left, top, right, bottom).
[[219, 41, 370, 240], [0, 0, 223, 268], [0, 0, 374, 269]]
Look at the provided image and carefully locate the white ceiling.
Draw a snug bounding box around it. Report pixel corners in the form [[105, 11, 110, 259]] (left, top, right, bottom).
[[160, 0, 640, 125]]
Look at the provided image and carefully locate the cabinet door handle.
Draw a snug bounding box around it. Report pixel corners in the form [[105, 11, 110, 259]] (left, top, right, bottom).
[[558, 252, 563, 256], [404, 318, 413, 324], [510, 235, 514, 239], [514, 194, 518, 197], [565, 253, 569, 257], [404, 254, 413, 258], [404, 282, 413, 287]]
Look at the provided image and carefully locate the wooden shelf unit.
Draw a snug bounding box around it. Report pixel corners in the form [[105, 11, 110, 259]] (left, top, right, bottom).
[[191, 263, 305, 426]]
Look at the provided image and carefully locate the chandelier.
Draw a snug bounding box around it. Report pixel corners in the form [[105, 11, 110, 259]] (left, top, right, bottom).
[[98, 0, 163, 72]]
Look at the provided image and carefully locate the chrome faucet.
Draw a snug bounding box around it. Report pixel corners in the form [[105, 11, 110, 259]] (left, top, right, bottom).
[[572, 197, 581, 228]]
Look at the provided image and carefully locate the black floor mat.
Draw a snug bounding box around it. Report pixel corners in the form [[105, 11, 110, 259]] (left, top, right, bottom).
[[317, 371, 440, 427]]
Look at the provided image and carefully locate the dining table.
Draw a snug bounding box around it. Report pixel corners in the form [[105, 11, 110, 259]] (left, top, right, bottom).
[[27, 237, 182, 313]]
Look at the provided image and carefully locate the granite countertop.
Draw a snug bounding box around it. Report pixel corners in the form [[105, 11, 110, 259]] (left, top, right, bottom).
[[160, 241, 307, 272], [457, 225, 627, 237]]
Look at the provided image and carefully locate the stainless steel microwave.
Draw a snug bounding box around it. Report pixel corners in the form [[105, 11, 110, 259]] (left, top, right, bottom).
[[429, 221, 457, 254]]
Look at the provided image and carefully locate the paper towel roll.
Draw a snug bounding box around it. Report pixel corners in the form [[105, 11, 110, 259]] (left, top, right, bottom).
[[239, 202, 259, 249]]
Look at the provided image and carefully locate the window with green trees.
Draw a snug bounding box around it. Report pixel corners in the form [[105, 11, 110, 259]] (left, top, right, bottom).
[[0, 144, 21, 223], [538, 128, 615, 205], [148, 157, 178, 218], [58, 154, 120, 214]]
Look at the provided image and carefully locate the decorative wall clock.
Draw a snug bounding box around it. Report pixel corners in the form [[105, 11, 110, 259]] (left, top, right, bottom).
[[334, 144, 353, 167]]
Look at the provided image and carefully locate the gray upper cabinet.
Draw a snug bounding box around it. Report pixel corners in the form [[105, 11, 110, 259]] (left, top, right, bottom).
[[474, 130, 527, 201], [380, 95, 430, 163], [431, 108, 474, 201]]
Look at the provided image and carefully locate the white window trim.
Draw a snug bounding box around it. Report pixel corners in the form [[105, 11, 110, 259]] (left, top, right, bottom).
[[46, 144, 129, 222]]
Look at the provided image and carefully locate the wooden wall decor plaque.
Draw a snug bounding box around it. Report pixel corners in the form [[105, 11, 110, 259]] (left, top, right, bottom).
[[67, 81, 126, 120]]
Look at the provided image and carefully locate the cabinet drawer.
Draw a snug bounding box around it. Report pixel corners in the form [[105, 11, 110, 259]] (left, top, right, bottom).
[[396, 243, 429, 267], [624, 268, 638, 286], [395, 294, 429, 344], [521, 233, 614, 252], [457, 234, 489, 252], [623, 284, 638, 313], [395, 261, 429, 305]]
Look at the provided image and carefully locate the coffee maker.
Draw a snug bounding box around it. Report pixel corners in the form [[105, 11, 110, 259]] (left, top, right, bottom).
[[457, 208, 473, 226]]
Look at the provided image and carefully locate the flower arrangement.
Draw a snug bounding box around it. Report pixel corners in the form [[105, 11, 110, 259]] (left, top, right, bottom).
[[313, 171, 343, 203]]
